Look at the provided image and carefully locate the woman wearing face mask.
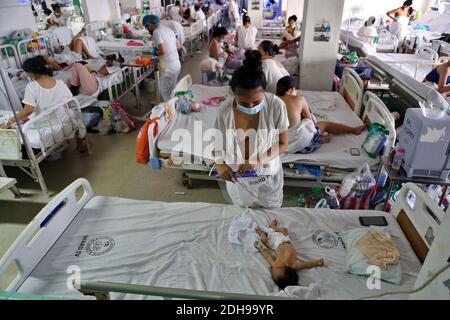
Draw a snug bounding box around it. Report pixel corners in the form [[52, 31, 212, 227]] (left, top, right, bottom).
[[258, 41, 289, 94], [209, 26, 228, 60], [212, 50, 289, 208], [235, 14, 258, 51]]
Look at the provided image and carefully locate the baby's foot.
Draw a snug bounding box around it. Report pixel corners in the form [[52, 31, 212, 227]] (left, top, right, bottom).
[[352, 124, 367, 135], [391, 112, 400, 120], [320, 135, 332, 144], [316, 258, 325, 267], [269, 219, 279, 228], [255, 240, 267, 252]]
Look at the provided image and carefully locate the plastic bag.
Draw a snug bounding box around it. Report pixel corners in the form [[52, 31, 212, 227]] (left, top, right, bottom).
[[362, 123, 389, 158], [338, 164, 377, 210], [111, 101, 136, 131]]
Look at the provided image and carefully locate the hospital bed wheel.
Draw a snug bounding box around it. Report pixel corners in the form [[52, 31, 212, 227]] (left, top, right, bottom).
[[182, 175, 193, 189]]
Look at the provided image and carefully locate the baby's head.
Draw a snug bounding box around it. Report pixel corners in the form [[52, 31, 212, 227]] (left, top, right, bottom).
[[271, 265, 298, 290]]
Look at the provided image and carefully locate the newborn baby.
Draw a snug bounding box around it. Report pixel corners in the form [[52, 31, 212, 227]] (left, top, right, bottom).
[[256, 219, 324, 289]]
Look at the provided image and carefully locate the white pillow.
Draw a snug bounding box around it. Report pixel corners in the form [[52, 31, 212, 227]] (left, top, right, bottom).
[[342, 227, 402, 285]]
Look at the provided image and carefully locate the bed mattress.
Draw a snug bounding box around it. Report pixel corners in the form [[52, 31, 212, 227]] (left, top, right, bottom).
[[157, 88, 378, 169], [18, 197, 421, 300], [281, 91, 378, 169]]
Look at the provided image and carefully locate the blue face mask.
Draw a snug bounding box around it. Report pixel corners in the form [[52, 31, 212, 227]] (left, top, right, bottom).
[[235, 99, 266, 115]]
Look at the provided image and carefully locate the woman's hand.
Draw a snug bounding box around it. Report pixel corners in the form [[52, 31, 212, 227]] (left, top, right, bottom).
[[216, 163, 236, 182], [238, 160, 261, 175]]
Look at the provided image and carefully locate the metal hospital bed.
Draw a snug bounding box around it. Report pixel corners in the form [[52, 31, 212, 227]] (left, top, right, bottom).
[[363, 55, 450, 115], [3, 32, 159, 110], [0, 93, 90, 199], [0, 179, 443, 300], [145, 69, 395, 189]]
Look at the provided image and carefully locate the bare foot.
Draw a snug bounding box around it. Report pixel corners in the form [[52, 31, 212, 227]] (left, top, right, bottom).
[[255, 240, 268, 252], [269, 219, 279, 228], [352, 124, 367, 135], [320, 135, 332, 144], [391, 112, 400, 121], [316, 258, 325, 267]]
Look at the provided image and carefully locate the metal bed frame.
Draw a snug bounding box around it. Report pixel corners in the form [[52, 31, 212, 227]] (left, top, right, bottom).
[[0, 179, 444, 299]]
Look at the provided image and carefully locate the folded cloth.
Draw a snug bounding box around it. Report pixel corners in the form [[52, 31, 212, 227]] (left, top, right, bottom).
[[228, 213, 259, 253], [202, 96, 225, 106], [356, 228, 400, 269], [275, 283, 321, 299], [127, 40, 144, 46]]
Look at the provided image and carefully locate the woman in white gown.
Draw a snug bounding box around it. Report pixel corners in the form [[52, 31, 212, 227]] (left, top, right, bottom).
[[386, 0, 413, 42], [213, 51, 289, 208], [257, 41, 289, 94]]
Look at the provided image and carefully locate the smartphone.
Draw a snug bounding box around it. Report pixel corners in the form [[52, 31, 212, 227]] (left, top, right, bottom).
[[359, 216, 388, 227], [350, 148, 360, 156]]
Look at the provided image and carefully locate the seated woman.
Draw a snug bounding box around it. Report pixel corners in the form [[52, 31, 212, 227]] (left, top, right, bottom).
[[357, 16, 377, 44], [0, 56, 72, 129], [213, 53, 288, 208], [284, 15, 300, 41], [0, 56, 89, 152], [235, 15, 258, 51], [424, 60, 450, 97], [276, 76, 366, 154], [209, 27, 243, 71], [257, 41, 289, 94]]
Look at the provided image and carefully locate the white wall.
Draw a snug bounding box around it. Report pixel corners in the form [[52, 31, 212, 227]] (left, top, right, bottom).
[[342, 0, 432, 25], [82, 0, 121, 23], [248, 0, 264, 28], [286, 0, 304, 23], [119, 0, 142, 12], [0, 0, 36, 37], [298, 0, 345, 91]]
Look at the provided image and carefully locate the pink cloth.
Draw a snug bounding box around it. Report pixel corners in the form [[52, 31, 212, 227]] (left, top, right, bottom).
[[70, 63, 99, 96], [202, 96, 225, 106]]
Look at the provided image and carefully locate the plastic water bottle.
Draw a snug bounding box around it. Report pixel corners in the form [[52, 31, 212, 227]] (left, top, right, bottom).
[[391, 147, 405, 171], [378, 166, 389, 188], [324, 187, 340, 209]]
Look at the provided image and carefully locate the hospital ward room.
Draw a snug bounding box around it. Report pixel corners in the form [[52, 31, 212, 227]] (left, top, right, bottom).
[[1, 0, 450, 304]]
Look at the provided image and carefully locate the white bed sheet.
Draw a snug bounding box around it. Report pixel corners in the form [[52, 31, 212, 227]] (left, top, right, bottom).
[[18, 197, 421, 300], [376, 53, 433, 81], [281, 91, 378, 169], [157, 84, 229, 158], [158, 87, 377, 169]]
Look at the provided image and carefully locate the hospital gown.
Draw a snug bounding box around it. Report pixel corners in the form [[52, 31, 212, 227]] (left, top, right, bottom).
[[213, 93, 289, 208]]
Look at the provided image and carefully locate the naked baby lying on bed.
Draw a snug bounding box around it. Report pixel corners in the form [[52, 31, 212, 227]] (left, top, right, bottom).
[[256, 219, 325, 289]]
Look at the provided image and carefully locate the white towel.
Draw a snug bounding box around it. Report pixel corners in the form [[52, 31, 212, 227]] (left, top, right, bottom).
[[275, 283, 321, 299], [228, 213, 259, 253], [286, 118, 317, 154]]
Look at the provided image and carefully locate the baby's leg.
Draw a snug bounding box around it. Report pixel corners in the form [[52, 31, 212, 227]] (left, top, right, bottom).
[[317, 121, 366, 136]]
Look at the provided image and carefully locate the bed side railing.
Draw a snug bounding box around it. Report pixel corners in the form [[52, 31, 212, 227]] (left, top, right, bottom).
[[0, 178, 94, 292], [0, 44, 20, 70], [362, 91, 396, 157], [75, 280, 293, 300], [22, 98, 85, 155], [339, 67, 364, 117], [391, 182, 445, 263], [85, 20, 108, 41], [16, 35, 52, 66]]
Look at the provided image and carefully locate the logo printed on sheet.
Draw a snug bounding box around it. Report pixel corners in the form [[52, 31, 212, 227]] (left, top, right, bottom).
[[311, 230, 339, 249], [85, 236, 115, 256]]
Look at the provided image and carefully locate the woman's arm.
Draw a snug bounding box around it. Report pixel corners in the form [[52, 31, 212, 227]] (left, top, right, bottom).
[[386, 8, 399, 21], [437, 66, 450, 95], [0, 105, 34, 129]]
